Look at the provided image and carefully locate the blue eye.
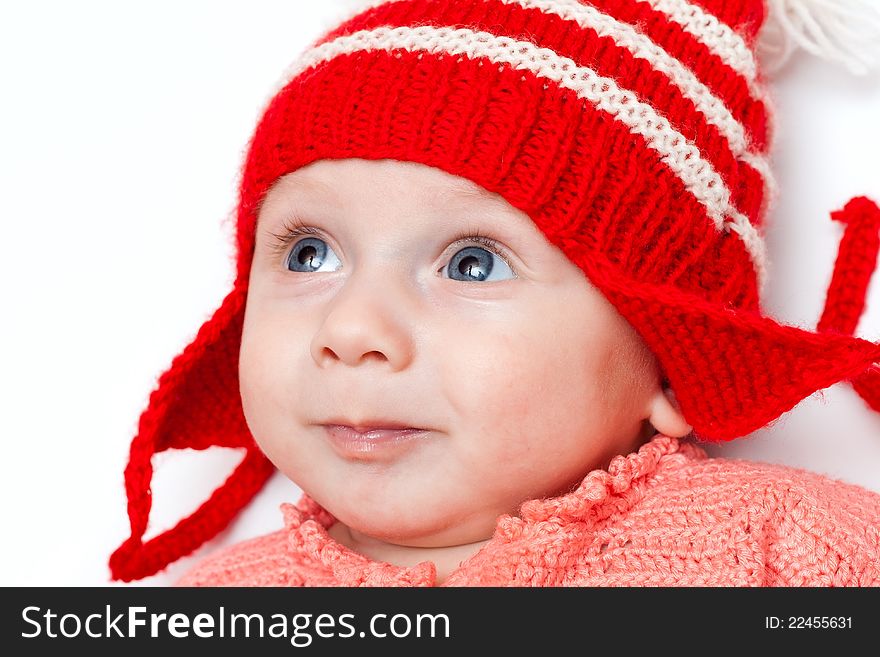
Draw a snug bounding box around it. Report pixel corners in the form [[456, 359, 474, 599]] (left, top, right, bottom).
[[442, 245, 516, 282], [285, 236, 342, 273]]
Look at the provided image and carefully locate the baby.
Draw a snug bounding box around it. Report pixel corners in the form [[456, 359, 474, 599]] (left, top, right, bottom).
[[110, 0, 880, 586], [237, 157, 692, 585]]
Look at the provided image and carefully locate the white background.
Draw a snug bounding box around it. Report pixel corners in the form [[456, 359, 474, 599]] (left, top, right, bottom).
[[2, 1, 879, 586]]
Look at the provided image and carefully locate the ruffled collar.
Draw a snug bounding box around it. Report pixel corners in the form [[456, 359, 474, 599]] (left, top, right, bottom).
[[281, 434, 707, 586]]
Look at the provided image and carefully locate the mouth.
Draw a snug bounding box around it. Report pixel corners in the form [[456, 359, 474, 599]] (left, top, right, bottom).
[[321, 417, 428, 433], [320, 423, 431, 459]]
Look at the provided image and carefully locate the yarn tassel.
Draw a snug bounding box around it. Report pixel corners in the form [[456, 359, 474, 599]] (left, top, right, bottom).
[[758, 0, 880, 75]]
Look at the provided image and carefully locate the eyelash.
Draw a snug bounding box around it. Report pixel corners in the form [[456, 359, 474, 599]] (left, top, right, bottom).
[[265, 214, 518, 273], [266, 214, 320, 261]]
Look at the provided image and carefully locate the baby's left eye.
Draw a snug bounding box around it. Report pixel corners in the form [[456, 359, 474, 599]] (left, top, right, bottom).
[[440, 245, 516, 283]]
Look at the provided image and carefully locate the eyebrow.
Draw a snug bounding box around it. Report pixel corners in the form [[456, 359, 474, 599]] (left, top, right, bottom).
[[427, 180, 506, 206], [277, 173, 502, 205], [283, 175, 335, 196]]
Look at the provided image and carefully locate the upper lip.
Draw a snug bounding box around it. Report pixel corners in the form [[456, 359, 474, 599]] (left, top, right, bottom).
[[320, 418, 426, 432]]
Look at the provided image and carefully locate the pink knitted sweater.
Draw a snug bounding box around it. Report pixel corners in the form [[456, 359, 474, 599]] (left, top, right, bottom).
[[175, 435, 880, 586]]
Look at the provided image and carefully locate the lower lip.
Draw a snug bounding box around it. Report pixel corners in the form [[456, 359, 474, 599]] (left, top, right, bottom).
[[322, 424, 430, 458]]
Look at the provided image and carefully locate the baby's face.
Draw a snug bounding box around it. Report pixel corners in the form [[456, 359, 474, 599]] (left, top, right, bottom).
[[240, 158, 679, 547]]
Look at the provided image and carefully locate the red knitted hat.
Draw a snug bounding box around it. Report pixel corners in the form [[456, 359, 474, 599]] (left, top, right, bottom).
[[110, 0, 880, 581]]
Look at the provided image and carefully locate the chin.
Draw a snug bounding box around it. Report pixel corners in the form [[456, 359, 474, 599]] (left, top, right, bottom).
[[354, 507, 500, 548], [342, 508, 429, 540], [326, 501, 450, 545]]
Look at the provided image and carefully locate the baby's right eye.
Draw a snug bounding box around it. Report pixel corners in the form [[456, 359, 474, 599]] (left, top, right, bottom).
[[285, 236, 342, 273]]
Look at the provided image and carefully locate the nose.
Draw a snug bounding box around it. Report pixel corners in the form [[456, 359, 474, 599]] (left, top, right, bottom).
[[310, 267, 415, 371]]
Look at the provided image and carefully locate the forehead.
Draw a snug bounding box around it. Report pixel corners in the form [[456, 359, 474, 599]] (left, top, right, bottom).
[[258, 159, 520, 219]]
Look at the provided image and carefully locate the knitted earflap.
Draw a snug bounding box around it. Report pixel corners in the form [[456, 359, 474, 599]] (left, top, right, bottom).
[[567, 195, 880, 441], [108, 285, 275, 582], [110, 0, 880, 581]]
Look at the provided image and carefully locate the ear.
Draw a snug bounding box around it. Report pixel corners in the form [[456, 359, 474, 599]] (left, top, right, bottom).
[[646, 385, 693, 438]]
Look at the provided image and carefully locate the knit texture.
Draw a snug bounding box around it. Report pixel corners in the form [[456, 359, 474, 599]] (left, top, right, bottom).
[[110, 0, 880, 582], [174, 434, 880, 587]]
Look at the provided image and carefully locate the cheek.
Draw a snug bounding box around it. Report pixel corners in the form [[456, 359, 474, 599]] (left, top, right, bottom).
[[238, 305, 310, 456], [442, 309, 604, 462]]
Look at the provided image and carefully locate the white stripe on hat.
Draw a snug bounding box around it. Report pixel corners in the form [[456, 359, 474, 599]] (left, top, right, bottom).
[[638, 0, 760, 91], [278, 25, 768, 291]]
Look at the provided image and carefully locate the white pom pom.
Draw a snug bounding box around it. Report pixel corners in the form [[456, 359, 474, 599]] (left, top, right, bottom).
[[758, 0, 880, 75]]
